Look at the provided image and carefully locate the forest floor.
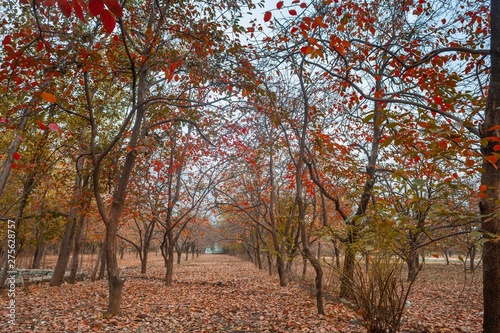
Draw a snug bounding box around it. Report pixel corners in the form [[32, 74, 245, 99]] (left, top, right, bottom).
[[1, 253, 482, 332]]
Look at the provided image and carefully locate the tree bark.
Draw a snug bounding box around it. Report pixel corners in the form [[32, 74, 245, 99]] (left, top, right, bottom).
[[67, 216, 86, 284], [481, 1, 500, 330], [49, 216, 75, 286]]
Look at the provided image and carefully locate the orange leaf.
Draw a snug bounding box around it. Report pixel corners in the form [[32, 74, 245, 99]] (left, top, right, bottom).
[[479, 184, 487, 192], [264, 11, 272, 22], [300, 45, 315, 55], [100, 9, 116, 34], [486, 125, 500, 131], [41, 92, 57, 103]]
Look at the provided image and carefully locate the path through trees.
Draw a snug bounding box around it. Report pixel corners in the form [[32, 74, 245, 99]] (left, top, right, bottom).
[[1, 253, 482, 332]]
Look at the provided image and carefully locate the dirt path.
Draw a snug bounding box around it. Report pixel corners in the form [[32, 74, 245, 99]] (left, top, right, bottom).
[[1, 254, 482, 332]]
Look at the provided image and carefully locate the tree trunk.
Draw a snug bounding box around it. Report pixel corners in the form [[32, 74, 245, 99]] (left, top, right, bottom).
[[32, 242, 45, 269], [267, 253, 273, 275], [140, 243, 149, 274], [256, 235, 263, 270], [0, 104, 30, 197], [276, 255, 288, 287], [90, 243, 104, 282], [166, 244, 175, 286], [340, 242, 356, 298], [176, 248, 182, 264], [443, 249, 450, 265], [302, 255, 307, 281], [50, 213, 76, 286], [303, 247, 324, 315], [105, 221, 124, 315], [469, 245, 476, 271], [0, 176, 34, 287], [407, 252, 420, 282], [481, 2, 500, 331], [67, 216, 86, 284], [98, 247, 107, 280]]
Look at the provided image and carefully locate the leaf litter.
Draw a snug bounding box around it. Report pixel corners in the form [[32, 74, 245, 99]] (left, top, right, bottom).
[[0, 254, 482, 332]]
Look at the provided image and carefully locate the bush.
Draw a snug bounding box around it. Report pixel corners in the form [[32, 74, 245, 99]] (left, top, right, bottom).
[[344, 254, 418, 333]]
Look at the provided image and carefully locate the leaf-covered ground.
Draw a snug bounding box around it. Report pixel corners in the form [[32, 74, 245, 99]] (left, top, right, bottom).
[[1, 254, 482, 332]]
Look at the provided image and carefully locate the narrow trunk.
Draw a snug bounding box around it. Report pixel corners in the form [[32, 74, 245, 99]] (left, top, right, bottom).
[[443, 249, 450, 265], [67, 215, 86, 284], [469, 245, 476, 271], [301, 255, 307, 280], [50, 212, 76, 286], [303, 247, 325, 315], [140, 243, 149, 274], [90, 243, 104, 281], [256, 232, 263, 270], [176, 247, 182, 264], [267, 253, 273, 275], [0, 177, 34, 287], [165, 244, 175, 286], [98, 247, 107, 280], [32, 237, 45, 269], [0, 104, 30, 197], [105, 221, 124, 315]]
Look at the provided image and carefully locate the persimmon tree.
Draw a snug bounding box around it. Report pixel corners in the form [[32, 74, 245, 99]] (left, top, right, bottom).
[[262, 0, 496, 327], [3, 0, 261, 315]]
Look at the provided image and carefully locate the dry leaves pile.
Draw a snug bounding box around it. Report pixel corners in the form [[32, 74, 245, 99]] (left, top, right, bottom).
[[1, 254, 482, 332]]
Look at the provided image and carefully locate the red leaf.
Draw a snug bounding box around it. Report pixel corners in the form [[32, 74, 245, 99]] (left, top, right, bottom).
[[89, 0, 104, 16], [104, 0, 123, 17], [57, 0, 72, 17], [276, 1, 283, 9], [289, 9, 297, 15], [292, 0, 300, 3], [494, 144, 500, 152], [36, 120, 47, 130], [48, 123, 59, 131], [300, 2, 307, 8], [100, 9, 116, 34], [37, 41, 44, 52], [13, 152, 21, 161], [264, 11, 272, 22], [2, 35, 12, 46], [433, 95, 443, 105], [479, 184, 487, 192], [73, 0, 86, 22]]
